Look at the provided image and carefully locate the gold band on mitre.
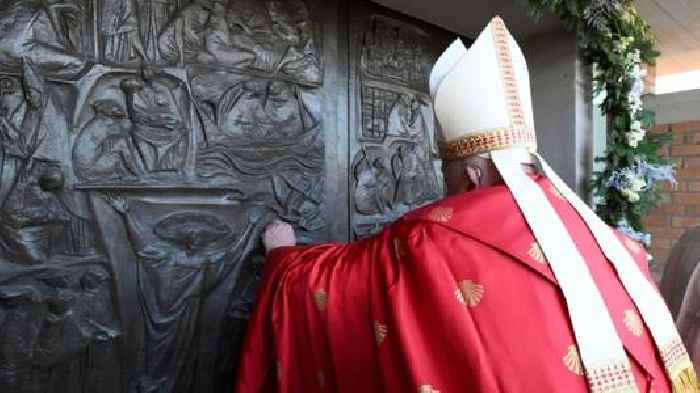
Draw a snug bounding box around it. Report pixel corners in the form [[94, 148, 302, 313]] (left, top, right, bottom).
[[438, 126, 538, 160]]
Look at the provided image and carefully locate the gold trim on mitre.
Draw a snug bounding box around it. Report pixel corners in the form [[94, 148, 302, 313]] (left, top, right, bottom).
[[438, 126, 537, 160], [491, 16, 527, 130]]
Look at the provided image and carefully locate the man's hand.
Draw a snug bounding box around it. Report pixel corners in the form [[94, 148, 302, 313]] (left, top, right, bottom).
[[263, 220, 296, 254]]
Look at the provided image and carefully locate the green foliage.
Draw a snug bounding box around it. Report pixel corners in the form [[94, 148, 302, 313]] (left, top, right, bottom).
[[520, 0, 668, 239]]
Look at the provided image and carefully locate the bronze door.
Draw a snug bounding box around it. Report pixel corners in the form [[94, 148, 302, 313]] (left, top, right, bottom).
[[0, 1, 453, 392]]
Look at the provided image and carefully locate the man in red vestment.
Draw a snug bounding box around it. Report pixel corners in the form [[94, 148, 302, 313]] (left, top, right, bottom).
[[236, 17, 697, 393]]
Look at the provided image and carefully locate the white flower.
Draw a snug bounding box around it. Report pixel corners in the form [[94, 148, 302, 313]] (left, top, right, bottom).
[[632, 80, 644, 97], [630, 107, 642, 120], [628, 88, 643, 110], [620, 188, 639, 203], [619, 169, 647, 200], [625, 128, 646, 148], [621, 188, 641, 202], [626, 133, 641, 147], [632, 64, 642, 78], [630, 176, 647, 192], [631, 120, 642, 131], [632, 49, 641, 64]]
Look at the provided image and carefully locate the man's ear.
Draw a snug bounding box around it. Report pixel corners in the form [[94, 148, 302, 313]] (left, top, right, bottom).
[[465, 163, 482, 189]]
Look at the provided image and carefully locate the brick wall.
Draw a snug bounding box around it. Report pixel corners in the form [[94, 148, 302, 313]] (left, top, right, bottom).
[[643, 120, 700, 280]]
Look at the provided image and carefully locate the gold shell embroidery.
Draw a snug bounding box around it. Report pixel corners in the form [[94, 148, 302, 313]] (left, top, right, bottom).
[[624, 238, 642, 255], [563, 345, 584, 375], [623, 310, 644, 337], [374, 321, 388, 347], [428, 207, 453, 223], [458, 280, 485, 307], [314, 289, 328, 311], [419, 385, 440, 393], [528, 242, 546, 265], [672, 367, 699, 393]]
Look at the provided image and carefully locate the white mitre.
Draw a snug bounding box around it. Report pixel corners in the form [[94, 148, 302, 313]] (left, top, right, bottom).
[[431, 17, 535, 162], [429, 17, 697, 393]]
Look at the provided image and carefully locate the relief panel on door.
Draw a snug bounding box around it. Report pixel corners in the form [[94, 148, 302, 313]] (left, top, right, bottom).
[[349, 6, 453, 238], [0, 1, 328, 392]]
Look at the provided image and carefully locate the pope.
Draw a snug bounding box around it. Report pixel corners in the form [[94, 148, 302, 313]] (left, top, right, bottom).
[[236, 17, 697, 393]]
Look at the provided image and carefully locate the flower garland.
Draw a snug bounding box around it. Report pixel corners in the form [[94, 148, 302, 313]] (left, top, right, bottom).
[[520, 0, 674, 246]]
